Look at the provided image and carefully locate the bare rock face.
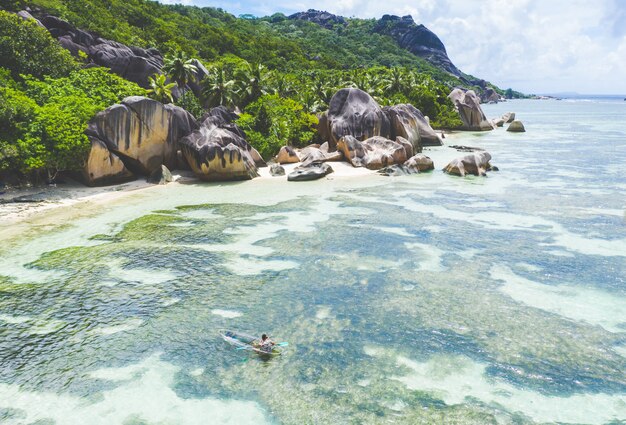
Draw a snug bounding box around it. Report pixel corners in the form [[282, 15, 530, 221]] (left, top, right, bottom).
[[82, 138, 135, 186], [507, 120, 526, 132], [179, 107, 264, 181], [337, 135, 408, 170], [276, 146, 301, 164], [448, 89, 494, 131], [373, 15, 462, 77], [86, 97, 197, 176], [385, 104, 442, 151], [288, 9, 347, 29], [443, 151, 493, 177], [324, 88, 391, 151], [287, 161, 334, 182]]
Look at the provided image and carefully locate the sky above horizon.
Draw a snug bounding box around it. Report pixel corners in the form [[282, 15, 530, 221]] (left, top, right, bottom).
[[159, 0, 626, 94]]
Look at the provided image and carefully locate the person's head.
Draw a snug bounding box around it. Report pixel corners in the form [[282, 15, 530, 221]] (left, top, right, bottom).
[[261, 334, 268, 341]]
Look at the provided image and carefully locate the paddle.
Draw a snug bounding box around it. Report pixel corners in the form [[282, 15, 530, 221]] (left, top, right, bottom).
[[236, 342, 288, 350]]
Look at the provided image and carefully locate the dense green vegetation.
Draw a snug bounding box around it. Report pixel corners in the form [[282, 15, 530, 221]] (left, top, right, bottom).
[[0, 10, 142, 181], [0, 0, 508, 183]]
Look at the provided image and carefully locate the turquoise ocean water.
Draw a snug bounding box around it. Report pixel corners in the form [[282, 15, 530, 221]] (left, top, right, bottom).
[[0, 98, 625, 424]]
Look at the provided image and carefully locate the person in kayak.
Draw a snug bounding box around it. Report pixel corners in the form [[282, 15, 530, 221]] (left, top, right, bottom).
[[256, 334, 275, 353]]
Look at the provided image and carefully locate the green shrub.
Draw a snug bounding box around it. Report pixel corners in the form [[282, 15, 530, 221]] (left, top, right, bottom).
[[0, 10, 77, 79], [237, 94, 318, 159]]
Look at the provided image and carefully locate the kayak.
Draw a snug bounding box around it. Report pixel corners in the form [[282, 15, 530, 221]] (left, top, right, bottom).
[[219, 329, 284, 356]]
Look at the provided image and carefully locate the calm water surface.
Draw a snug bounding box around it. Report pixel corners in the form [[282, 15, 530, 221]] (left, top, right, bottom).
[[0, 99, 625, 424]]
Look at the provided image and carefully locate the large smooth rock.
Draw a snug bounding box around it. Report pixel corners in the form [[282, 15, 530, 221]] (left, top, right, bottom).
[[324, 88, 390, 151], [180, 126, 260, 181], [89, 41, 162, 88], [86, 96, 197, 175], [405, 154, 434, 172], [385, 104, 442, 150], [448, 89, 494, 131], [82, 137, 135, 186], [276, 146, 300, 164], [507, 120, 526, 132], [287, 162, 334, 182], [443, 151, 493, 177], [337, 136, 408, 170]]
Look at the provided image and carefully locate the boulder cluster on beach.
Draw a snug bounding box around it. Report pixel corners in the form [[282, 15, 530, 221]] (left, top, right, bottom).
[[83, 87, 521, 186]]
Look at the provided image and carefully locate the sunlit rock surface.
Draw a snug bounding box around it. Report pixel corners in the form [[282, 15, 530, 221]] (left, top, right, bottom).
[[443, 151, 493, 177], [82, 138, 135, 186], [85, 96, 197, 177], [384, 104, 442, 150], [448, 89, 494, 131], [324, 88, 391, 151], [338, 135, 409, 169], [276, 146, 300, 164]]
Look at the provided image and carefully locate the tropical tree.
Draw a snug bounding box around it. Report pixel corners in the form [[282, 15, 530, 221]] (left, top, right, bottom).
[[235, 61, 272, 106], [201, 65, 237, 108], [147, 74, 176, 104], [162, 51, 198, 102]]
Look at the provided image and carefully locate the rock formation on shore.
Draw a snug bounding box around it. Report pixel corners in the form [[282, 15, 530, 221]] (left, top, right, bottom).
[[83, 96, 197, 186], [448, 89, 494, 131], [179, 107, 265, 181], [384, 104, 442, 149], [323, 88, 391, 151], [337, 135, 409, 170]]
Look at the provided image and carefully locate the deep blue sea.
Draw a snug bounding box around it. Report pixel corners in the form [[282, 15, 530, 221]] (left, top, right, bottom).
[[0, 98, 625, 424]]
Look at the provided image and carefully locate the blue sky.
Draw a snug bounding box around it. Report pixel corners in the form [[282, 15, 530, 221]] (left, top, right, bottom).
[[160, 0, 626, 94]]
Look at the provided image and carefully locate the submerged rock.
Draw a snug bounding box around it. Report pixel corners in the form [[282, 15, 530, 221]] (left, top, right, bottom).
[[443, 151, 493, 177], [448, 89, 494, 131], [323, 88, 390, 151], [384, 104, 442, 150], [337, 135, 408, 170], [147, 164, 173, 185], [287, 162, 334, 181], [507, 120, 526, 132]]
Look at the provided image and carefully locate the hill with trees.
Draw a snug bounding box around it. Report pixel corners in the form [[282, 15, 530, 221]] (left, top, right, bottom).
[[0, 1, 522, 185]]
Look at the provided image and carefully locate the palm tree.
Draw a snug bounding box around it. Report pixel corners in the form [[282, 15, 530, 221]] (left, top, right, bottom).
[[147, 74, 177, 104], [381, 67, 407, 96], [201, 66, 237, 108], [162, 51, 198, 102], [235, 62, 271, 106]]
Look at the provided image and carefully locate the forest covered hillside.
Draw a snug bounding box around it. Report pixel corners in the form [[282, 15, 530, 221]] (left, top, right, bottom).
[[0, 0, 522, 184]]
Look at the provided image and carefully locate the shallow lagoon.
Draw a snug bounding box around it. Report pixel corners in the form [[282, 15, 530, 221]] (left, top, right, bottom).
[[1, 99, 625, 424]]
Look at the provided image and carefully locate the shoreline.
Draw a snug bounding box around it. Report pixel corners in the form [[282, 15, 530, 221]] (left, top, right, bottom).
[[0, 134, 465, 229]]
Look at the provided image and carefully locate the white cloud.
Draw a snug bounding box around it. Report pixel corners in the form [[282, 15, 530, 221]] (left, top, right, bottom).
[[165, 0, 626, 94]]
